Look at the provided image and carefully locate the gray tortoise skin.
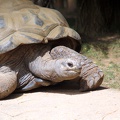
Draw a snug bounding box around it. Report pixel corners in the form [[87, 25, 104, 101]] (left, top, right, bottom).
[[0, 0, 104, 99]]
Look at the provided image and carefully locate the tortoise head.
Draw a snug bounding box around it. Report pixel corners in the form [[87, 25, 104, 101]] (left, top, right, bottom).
[[53, 58, 82, 81], [29, 56, 82, 82]]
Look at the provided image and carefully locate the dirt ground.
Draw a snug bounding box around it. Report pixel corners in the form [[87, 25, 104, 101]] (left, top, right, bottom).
[[0, 82, 120, 120]]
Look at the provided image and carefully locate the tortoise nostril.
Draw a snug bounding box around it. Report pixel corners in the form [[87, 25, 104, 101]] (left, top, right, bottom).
[[67, 62, 73, 67]]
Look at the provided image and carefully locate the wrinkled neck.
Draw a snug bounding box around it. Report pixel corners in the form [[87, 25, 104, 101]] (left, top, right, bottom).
[[29, 56, 60, 81]]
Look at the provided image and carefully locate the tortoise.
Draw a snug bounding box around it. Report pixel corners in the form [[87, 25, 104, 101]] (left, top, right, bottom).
[[0, 0, 104, 99]]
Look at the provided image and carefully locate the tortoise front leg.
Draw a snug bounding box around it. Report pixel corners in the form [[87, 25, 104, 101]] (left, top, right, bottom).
[[0, 66, 17, 99], [50, 46, 104, 91], [18, 75, 52, 91]]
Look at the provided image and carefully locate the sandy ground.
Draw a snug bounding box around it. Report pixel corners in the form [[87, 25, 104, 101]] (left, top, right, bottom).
[[0, 82, 120, 120]]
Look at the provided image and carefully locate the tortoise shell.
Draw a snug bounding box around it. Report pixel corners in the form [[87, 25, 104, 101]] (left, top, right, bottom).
[[0, 0, 81, 54]]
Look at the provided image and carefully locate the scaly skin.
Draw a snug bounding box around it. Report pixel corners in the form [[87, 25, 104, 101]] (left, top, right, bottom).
[[0, 66, 17, 99], [0, 43, 82, 99], [51, 46, 104, 91]]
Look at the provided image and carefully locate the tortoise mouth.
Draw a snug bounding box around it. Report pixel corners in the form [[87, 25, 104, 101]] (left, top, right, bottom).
[[66, 68, 81, 73]]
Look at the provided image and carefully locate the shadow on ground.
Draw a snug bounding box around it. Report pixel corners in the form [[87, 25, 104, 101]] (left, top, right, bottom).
[[5, 80, 107, 100]]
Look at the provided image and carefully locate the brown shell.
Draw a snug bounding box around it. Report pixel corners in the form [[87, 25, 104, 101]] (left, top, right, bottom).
[[0, 0, 81, 54]]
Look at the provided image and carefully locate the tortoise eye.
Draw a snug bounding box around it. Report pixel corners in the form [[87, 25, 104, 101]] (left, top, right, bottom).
[[67, 62, 73, 67]]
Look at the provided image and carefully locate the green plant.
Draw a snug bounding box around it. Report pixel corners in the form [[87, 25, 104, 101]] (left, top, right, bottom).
[[81, 39, 120, 89]]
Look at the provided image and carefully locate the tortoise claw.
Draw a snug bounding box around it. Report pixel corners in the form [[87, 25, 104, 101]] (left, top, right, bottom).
[[79, 68, 104, 91], [21, 78, 52, 91]]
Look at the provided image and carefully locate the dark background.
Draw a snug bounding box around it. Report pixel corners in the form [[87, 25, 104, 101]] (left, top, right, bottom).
[[33, 0, 120, 38]]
